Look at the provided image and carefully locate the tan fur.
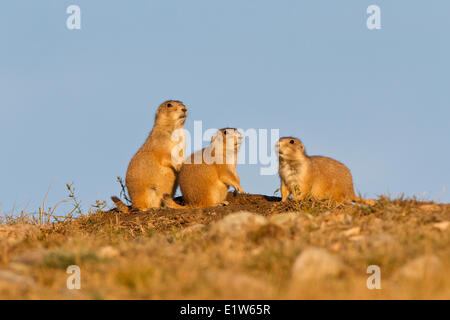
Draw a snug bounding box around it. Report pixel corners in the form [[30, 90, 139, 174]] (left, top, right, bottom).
[[277, 137, 361, 203], [110, 196, 131, 213], [168, 128, 245, 208], [111, 100, 187, 212]]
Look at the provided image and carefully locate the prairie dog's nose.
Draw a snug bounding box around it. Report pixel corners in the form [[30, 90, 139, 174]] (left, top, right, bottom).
[[181, 107, 187, 113], [276, 142, 282, 151]]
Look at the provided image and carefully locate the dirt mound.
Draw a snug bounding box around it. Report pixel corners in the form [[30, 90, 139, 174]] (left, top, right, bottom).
[[74, 193, 448, 237], [77, 193, 345, 234]]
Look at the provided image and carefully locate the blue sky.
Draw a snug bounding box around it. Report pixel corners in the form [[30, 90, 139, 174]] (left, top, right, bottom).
[[1, 0, 449, 215]]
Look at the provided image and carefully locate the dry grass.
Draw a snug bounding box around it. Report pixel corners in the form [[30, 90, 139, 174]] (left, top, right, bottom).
[[0, 193, 449, 299]]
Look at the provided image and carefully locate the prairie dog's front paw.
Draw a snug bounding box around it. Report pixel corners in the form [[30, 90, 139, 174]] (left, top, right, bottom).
[[235, 186, 245, 194]]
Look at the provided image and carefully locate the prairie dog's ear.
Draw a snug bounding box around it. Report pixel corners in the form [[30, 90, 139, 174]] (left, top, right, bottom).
[[298, 141, 306, 154]]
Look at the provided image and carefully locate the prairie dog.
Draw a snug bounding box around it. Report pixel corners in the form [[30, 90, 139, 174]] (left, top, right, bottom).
[[167, 128, 245, 208], [111, 100, 187, 212], [276, 137, 360, 203]]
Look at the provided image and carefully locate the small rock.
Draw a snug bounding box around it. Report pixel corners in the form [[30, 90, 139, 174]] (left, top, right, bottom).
[[8, 262, 34, 274], [291, 247, 345, 282], [396, 255, 443, 280], [342, 227, 360, 237], [0, 269, 35, 286], [329, 242, 342, 251], [419, 204, 440, 212], [343, 214, 353, 225], [206, 271, 272, 298], [433, 221, 449, 231], [269, 212, 299, 226], [349, 235, 365, 242], [250, 247, 264, 256], [369, 218, 384, 230], [322, 211, 332, 217], [210, 211, 268, 238], [10, 248, 48, 265], [335, 214, 352, 225], [98, 246, 120, 259], [372, 218, 383, 225]]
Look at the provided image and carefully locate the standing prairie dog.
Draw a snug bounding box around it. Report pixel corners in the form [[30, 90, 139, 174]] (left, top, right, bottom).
[[166, 128, 245, 208], [277, 137, 363, 203], [111, 100, 187, 212]]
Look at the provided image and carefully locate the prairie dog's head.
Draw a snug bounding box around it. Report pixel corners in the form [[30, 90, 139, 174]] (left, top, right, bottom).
[[155, 100, 188, 128], [276, 137, 306, 161], [211, 128, 243, 152]]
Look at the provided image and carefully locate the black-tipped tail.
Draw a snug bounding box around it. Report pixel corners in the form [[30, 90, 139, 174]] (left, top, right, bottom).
[[162, 194, 185, 209], [111, 196, 131, 213]]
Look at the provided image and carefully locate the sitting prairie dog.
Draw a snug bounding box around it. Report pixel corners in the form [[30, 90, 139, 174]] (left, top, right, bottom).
[[277, 137, 366, 203], [165, 128, 245, 208], [111, 100, 187, 212]]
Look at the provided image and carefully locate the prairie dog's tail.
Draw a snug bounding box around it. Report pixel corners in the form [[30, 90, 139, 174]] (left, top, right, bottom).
[[354, 196, 377, 206], [162, 194, 185, 209], [111, 196, 131, 213]]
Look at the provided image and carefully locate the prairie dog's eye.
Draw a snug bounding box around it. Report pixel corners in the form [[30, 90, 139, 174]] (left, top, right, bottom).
[[290, 140, 294, 144], [224, 131, 228, 135], [167, 103, 172, 108]]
